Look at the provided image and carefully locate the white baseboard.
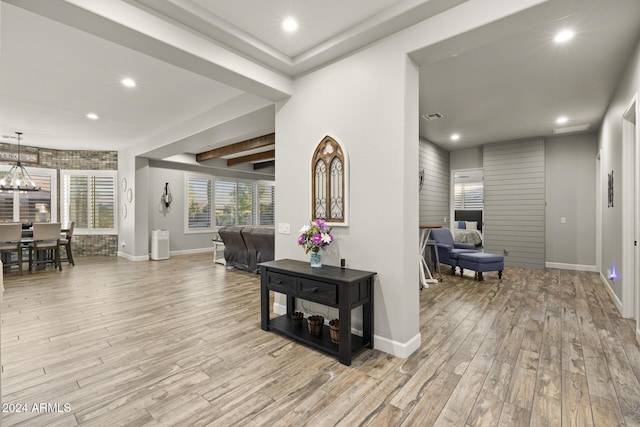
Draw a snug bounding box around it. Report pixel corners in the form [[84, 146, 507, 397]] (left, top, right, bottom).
[[117, 251, 149, 261], [169, 247, 212, 256], [545, 262, 597, 272], [374, 332, 421, 359], [600, 272, 623, 314], [273, 302, 286, 316]]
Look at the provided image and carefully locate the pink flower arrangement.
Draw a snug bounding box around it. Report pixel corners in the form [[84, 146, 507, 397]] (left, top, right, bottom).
[[298, 219, 333, 254]]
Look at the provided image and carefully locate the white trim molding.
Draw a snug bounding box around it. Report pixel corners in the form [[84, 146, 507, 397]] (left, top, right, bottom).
[[545, 262, 597, 272], [374, 333, 421, 359], [601, 272, 623, 315], [117, 251, 150, 262]]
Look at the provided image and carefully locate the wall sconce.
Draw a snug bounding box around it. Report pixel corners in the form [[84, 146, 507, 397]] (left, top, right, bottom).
[[161, 182, 172, 207]]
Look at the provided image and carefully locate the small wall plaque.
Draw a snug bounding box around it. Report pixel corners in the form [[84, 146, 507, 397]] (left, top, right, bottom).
[[0, 150, 39, 164]]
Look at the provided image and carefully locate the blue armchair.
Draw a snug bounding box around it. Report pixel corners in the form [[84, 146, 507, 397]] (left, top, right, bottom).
[[430, 228, 478, 273]]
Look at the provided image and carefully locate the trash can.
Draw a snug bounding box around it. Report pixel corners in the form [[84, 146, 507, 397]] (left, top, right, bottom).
[[151, 229, 170, 260]]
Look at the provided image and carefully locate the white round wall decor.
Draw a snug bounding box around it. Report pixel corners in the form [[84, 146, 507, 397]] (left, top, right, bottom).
[[121, 177, 127, 192], [127, 187, 133, 203], [121, 204, 127, 219]]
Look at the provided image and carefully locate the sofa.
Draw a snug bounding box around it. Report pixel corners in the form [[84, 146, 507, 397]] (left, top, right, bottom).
[[217, 226, 274, 273]]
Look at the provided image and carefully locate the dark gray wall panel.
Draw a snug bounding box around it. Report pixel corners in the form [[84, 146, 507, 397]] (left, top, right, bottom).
[[483, 138, 545, 268]]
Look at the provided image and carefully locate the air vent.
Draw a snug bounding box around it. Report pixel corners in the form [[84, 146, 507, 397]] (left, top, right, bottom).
[[422, 112, 443, 121], [553, 124, 590, 134]]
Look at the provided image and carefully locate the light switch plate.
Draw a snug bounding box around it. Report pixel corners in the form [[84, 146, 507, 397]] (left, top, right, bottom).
[[278, 223, 291, 234]]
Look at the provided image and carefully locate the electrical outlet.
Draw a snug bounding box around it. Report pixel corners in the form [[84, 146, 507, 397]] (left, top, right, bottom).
[[121, 240, 125, 247], [561, 217, 566, 224], [503, 249, 509, 256]]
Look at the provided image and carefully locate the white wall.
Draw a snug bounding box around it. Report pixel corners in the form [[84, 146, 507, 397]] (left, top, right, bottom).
[[450, 147, 483, 170], [545, 133, 597, 269], [275, 44, 421, 356], [599, 36, 640, 313], [147, 160, 275, 254]]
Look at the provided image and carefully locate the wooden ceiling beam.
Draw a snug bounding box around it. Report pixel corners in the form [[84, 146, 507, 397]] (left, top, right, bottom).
[[196, 133, 275, 162], [226, 149, 275, 167], [253, 160, 275, 170]]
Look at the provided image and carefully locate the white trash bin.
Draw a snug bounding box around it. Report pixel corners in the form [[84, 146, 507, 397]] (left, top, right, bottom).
[[151, 229, 170, 260]]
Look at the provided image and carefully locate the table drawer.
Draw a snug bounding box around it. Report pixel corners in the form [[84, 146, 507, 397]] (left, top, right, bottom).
[[266, 271, 297, 294], [298, 278, 337, 305]]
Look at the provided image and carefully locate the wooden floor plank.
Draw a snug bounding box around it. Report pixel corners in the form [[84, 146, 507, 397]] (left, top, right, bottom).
[[2, 257, 640, 426]]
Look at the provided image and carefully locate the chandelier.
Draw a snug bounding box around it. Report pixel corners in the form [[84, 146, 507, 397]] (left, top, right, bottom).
[[0, 132, 40, 191]]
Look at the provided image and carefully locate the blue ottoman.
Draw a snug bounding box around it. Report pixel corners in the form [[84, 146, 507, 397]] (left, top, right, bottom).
[[458, 252, 504, 281]]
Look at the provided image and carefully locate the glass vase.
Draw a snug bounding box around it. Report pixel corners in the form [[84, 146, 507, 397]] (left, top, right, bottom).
[[310, 252, 322, 267]]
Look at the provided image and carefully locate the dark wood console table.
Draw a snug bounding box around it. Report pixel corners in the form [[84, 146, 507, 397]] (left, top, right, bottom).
[[259, 259, 376, 366]]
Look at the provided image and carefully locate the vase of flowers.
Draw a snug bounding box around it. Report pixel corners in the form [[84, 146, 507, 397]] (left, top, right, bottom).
[[298, 219, 333, 267]]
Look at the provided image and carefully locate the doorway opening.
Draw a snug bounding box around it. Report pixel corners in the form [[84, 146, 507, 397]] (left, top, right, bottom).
[[621, 94, 638, 339], [450, 168, 484, 248]]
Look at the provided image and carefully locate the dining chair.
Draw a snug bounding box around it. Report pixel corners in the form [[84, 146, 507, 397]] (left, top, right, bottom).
[[29, 222, 62, 272], [0, 223, 23, 275], [60, 221, 75, 266]]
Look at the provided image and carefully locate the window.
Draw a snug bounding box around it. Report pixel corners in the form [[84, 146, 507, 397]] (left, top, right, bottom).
[[311, 135, 347, 225], [186, 174, 275, 231], [214, 179, 275, 227], [257, 183, 275, 226], [0, 166, 57, 223], [61, 170, 117, 234], [454, 182, 484, 210], [186, 175, 212, 231]]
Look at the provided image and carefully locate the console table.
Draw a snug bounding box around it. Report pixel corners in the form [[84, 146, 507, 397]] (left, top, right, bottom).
[[259, 259, 376, 366]]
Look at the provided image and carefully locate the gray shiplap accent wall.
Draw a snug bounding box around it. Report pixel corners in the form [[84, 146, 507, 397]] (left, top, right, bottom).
[[419, 138, 449, 226], [483, 138, 545, 268]]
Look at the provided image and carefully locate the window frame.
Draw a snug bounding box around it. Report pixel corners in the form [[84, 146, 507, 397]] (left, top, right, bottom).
[[0, 165, 57, 223], [60, 169, 118, 235], [184, 173, 214, 234], [184, 173, 275, 232]]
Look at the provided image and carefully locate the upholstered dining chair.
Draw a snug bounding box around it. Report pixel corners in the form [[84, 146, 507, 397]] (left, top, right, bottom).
[[60, 221, 75, 265], [29, 222, 62, 272], [0, 223, 24, 275]]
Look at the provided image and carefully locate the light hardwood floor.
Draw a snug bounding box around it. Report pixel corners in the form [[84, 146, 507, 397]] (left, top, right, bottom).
[[2, 254, 640, 426]]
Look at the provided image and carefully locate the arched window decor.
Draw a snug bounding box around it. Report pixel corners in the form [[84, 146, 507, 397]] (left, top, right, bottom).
[[312, 135, 348, 225]]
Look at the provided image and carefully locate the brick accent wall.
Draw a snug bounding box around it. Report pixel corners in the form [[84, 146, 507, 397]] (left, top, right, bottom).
[[0, 142, 118, 256]]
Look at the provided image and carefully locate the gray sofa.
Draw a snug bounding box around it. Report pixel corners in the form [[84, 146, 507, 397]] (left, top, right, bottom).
[[217, 226, 274, 273]]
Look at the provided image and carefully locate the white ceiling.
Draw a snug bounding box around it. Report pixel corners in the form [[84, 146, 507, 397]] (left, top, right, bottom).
[[1, 0, 639, 158]]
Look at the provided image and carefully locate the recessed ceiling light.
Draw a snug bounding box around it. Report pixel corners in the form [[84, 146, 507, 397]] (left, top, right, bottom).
[[556, 116, 568, 124], [451, 133, 460, 141], [282, 17, 298, 32], [554, 30, 575, 43], [121, 77, 136, 88], [86, 113, 99, 120]]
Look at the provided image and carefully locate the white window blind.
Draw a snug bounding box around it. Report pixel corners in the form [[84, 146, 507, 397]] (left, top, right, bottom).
[[19, 173, 53, 223], [258, 183, 275, 226], [237, 182, 254, 226], [187, 176, 212, 230], [0, 166, 57, 223], [186, 175, 275, 231], [454, 182, 484, 210], [61, 170, 116, 234], [214, 180, 236, 227]]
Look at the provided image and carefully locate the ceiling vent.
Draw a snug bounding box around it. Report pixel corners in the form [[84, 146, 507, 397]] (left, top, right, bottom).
[[422, 112, 443, 121], [553, 124, 590, 134]]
